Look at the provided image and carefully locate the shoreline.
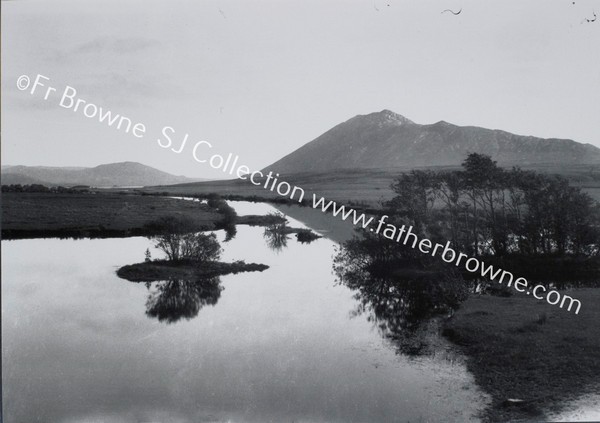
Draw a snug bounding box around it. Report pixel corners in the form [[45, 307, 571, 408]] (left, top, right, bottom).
[[442, 288, 600, 422]]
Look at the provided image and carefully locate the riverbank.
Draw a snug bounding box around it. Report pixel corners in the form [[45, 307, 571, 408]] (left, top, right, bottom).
[[443, 288, 600, 422], [117, 259, 269, 282], [0, 192, 285, 240]]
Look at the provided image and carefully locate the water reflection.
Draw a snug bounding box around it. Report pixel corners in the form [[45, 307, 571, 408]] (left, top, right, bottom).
[[295, 229, 321, 244], [2, 206, 488, 423], [261, 212, 321, 250], [263, 222, 289, 252], [224, 225, 237, 242], [334, 236, 470, 355], [145, 277, 222, 323]]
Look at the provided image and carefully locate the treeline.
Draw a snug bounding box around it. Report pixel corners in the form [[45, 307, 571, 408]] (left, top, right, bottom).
[[386, 153, 600, 257], [1, 184, 90, 193]]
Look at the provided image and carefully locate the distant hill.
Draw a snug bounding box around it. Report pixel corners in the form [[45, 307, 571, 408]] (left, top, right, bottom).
[[1, 162, 202, 187], [0, 173, 49, 186], [264, 110, 600, 174]]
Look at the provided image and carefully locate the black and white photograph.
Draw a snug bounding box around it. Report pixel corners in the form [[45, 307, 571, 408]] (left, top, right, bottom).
[[2, 1, 600, 422]]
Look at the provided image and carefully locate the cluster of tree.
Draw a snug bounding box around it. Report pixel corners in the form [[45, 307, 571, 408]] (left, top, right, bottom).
[[386, 153, 600, 257], [332, 153, 600, 353], [1, 184, 90, 193], [147, 216, 222, 263]]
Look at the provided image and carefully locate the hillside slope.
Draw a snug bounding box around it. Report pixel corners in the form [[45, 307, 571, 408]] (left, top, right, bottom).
[[264, 110, 600, 174]]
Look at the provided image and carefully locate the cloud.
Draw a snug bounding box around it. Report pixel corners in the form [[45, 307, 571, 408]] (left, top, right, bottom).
[[45, 37, 161, 64], [28, 36, 185, 107], [70, 37, 161, 56]]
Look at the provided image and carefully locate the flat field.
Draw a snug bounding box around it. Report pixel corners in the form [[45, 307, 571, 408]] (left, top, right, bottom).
[[1, 192, 221, 239]]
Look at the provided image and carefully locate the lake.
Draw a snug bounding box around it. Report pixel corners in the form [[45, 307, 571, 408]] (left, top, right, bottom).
[[1, 201, 489, 423]]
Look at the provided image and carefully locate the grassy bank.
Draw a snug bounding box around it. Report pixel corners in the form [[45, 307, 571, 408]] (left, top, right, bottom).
[[443, 288, 600, 422], [0, 192, 286, 240], [1, 192, 222, 239], [117, 259, 269, 282]]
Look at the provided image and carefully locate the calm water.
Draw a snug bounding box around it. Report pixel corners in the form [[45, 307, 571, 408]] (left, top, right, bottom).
[[2, 201, 488, 423]]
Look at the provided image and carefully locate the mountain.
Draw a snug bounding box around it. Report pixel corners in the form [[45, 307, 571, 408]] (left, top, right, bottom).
[[1, 162, 202, 187], [264, 110, 600, 174], [0, 173, 50, 186]]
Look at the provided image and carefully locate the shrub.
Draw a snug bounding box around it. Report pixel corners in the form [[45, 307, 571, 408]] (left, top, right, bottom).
[[147, 216, 222, 262]]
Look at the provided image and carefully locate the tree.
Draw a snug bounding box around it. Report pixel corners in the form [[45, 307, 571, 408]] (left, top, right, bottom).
[[461, 153, 514, 255], [388, 170, 439, 232], [437, 171, 468, 249], [179, 232, 222, 262], [148, 216, 222, 262]]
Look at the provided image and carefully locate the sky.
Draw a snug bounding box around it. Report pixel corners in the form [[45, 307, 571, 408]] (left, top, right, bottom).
[[2, 0, 599, 179]]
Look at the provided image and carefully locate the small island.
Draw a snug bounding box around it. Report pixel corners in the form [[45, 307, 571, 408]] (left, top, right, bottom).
[[116, 215, 269, 283], [117, 259, 269, 283]]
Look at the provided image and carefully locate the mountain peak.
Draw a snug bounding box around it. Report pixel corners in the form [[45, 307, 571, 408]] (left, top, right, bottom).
[[353, 109, 414, 127], [376, 109, 414, 125]]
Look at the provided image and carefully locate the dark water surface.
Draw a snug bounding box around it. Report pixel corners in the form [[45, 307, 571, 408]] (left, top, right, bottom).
[[2, 201, 488, 423]]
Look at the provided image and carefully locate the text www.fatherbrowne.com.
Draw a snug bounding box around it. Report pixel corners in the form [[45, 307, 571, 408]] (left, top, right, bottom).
[[311, 194, 582, 314]]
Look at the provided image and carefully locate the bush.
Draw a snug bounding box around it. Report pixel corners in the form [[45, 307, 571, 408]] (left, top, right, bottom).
[[147, 216, 222, 262]]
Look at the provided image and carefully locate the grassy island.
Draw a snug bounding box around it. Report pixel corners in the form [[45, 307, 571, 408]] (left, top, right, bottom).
[[117, 259, 269, 283]]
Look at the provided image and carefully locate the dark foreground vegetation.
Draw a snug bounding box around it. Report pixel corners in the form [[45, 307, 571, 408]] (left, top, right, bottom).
[[334, 153, 600, 421]]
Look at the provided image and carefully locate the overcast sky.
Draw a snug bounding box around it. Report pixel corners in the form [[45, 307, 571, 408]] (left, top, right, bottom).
[[2, 0, 599, 178]]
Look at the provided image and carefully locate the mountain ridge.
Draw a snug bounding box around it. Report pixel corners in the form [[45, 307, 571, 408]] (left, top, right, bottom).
[[264, 110, 600, 174], [1, 162, 204, 187]]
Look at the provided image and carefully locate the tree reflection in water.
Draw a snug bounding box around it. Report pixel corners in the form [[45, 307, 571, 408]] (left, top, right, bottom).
[[263, 221, 289, 252], [334, 233, 470, 355], [145, 277, 223, 324], [224, 225, 237, 243]]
